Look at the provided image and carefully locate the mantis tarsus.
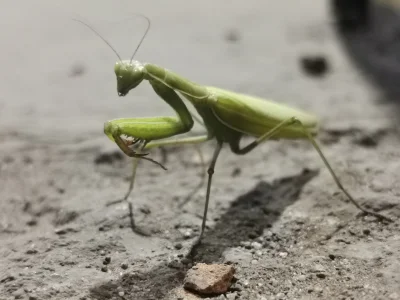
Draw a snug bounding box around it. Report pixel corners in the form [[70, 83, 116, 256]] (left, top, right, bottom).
[[77, 16, 392, 243]]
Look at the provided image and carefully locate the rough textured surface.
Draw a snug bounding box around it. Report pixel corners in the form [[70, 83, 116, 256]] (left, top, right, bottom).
[[2, 0, 400, 299], [184, 263, 235, 295]]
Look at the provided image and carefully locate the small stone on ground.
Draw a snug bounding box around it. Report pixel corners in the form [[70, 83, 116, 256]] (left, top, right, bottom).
[[184, 263, 235, 295]]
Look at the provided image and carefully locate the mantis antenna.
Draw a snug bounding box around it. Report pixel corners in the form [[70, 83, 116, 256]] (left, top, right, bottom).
[[72, 18, 122, 61], [72, 14, 151, 63], [129, 14, 151, 63]]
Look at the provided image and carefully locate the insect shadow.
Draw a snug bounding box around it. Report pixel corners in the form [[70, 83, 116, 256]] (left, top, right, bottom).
[[88, 168, 318, 300], [331, 0, 400, 111]]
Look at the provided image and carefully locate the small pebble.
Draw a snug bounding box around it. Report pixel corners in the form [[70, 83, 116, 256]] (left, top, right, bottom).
[[315, 286, 323, 293], [264, 231, 273, 238], [183, 230, 193, 239], [248, 232, 258, 239], [168, 257, 183, 269], [13, 289, 24, 299], [312, 264, 325, 273], [118, 291, 125, 297], [242, 280, 250, 287], [251, 259, 258, 265], [101, 266, 108, 272], [174, 243, 183, 250], [139, 206, 151, 215], [279, 252, 288, 258], [240, 241, 252, 249], [184, 263, 235, 295], [300, 55, 329, 77], [117, 286, 124, 292], [54, 228, 68, 235], [269, 278, 278, 287], [226, 292, 237, 300], [26, 219, 37, 226], [121, 263, 128, 270], [251, 242, 262, 250], [364, 215, 378, 222], [26, 249, 38, 255], [104, 257, 111, 264], [181, 258, 191, 265], [296, 275, 307, 281]]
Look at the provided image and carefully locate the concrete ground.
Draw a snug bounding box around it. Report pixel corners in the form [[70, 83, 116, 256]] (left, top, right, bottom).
[[1, 0, 400, 299]]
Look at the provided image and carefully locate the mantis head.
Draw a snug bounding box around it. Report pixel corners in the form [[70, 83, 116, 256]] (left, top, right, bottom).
[[114, 61, 145, 96], [73, 15, 151, 96]]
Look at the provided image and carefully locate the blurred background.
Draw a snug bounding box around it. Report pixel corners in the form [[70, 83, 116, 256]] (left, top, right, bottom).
[[2, 0, 399, 142]]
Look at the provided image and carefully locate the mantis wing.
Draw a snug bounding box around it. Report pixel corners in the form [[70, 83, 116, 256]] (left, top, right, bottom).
[[208, 86, 319, 139]]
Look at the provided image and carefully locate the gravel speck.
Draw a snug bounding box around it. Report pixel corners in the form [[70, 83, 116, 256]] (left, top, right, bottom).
[[251, 241, 263, 250], [174, 243, 183, 250]]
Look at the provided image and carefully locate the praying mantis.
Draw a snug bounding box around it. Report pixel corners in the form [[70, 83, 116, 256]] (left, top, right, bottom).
[[76, 16, 392, 242]]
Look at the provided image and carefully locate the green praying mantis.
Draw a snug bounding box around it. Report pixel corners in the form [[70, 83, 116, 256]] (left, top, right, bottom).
[[76, 15, 392, 242]]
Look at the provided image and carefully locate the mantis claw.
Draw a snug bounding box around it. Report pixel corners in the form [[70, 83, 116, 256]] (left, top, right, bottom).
[[116, 135, 168, 170]]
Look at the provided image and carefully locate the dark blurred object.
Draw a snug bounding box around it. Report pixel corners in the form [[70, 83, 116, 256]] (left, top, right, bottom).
[[300, 55, 330, 77], [331, 0, 370, 31], [94, 150, 123, 164], [224, 29, 241, 43], [331, 0, 400, 124], [69, 63, 86, 78]]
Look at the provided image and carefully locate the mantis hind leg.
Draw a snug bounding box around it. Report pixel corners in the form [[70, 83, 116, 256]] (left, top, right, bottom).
[[230, 117, 392, 222]]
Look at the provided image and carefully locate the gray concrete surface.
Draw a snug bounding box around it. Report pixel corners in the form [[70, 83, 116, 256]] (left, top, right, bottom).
[[1, 0, 400, 299]]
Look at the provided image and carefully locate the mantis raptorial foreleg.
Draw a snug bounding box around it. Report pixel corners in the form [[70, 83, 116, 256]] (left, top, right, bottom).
[[110, 129, 167, 170], [107, 120, 207, 207], [228, 116, 392, 222], [104, 78, 210, 223]]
